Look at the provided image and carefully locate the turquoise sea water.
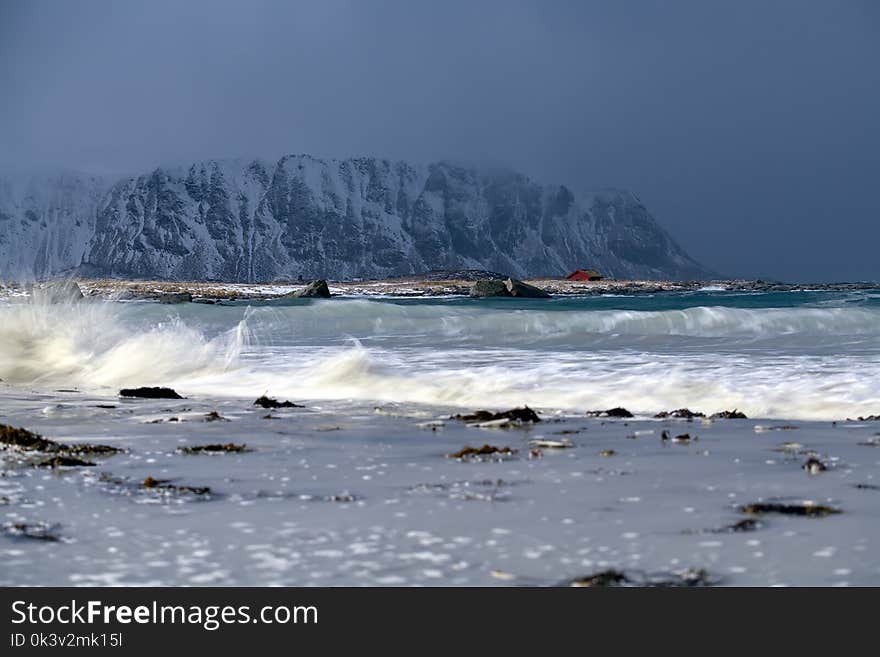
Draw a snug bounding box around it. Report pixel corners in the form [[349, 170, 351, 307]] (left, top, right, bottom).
[[2, 288, 878, 420]]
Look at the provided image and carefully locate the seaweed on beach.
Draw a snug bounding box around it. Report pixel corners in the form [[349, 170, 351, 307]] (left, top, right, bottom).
[[738, 502, 840, 517], [586, 407, 633, 418], [569, 569, 629, 587], [453, 406, 541, 423], [715, 518, 763, 533], [567, 568, 715, 587], [177, 443, 250, 454], [84, 471, 213, 502], [1, 424, 59, 452], [455, 411, 497, 422], [0, 423, 121, 456], [654, 408, 705, 419], [645, 568, 716, 587], [711, 409, 747, 419], [66, 443, 123, 455], [142, 476, 212, 497], [253, 395, 303, 409], [447, 444, 517, 459], [120, 386, 184, 399], [37, 456, 96, 468]]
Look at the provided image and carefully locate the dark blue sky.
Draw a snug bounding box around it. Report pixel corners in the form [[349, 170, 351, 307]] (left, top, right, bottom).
[[2, 0, 878, 281]]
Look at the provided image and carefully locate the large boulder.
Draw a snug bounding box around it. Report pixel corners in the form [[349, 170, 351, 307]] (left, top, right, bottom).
[[505, 278, 551, 298], [470, 279, 512, 298], [470, 278, 551, 298], [32, 280, 84, 303], [287, 280, 331, 299]]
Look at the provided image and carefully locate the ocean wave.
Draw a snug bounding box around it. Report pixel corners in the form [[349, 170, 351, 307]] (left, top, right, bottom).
[[2, 297, 879, 421], [0, 298, 246, 387], [237, 299, 880, 343], [173, 346, 880, 422]]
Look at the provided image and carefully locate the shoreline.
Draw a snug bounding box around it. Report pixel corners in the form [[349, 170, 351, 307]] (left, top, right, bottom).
[[3, 276, 878, 301], [2, 390, 877, 586]]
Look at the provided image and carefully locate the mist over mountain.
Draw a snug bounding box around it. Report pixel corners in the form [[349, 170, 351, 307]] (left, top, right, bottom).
[[0, 154, 713, 282]]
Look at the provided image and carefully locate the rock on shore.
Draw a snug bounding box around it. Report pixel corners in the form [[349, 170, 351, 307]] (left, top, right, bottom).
[[283, 279, 331, 299], [158, 292, 192, 304], [31, 280, 84, 303], [470, 278, 551, 298]]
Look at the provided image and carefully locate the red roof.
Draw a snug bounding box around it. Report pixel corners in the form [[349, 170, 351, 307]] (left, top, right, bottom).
[[566, 269, 602, 281]]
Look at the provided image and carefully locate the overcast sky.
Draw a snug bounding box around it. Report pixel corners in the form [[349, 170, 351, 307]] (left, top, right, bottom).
[[2, 0, 878, 281]]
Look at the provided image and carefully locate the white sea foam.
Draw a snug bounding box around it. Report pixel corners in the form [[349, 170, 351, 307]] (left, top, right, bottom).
[[0, 298, 246, 388], [231, 300, 880, 343], [173, 345, 876, 422], [1, 297, 878, 421]]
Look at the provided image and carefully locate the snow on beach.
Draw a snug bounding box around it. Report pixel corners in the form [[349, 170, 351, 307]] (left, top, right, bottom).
[[2, 393, 879, 587]]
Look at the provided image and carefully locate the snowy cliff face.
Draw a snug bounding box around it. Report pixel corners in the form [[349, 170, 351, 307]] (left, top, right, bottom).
[[0, 172, 109, 279], [0, 156, 712, 281]]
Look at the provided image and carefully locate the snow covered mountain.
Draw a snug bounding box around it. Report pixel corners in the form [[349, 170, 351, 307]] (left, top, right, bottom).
[[0, 155, 713, 281]]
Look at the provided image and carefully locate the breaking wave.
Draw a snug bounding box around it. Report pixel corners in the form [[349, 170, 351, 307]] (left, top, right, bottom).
[[217, 346, 880, 422], [231, 299, 880, 347], [1, 296, 879, 420], [0, 298, 247, 388]]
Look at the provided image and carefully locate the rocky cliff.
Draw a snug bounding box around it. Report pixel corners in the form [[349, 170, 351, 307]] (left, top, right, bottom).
[[0, 155, 712, 281]]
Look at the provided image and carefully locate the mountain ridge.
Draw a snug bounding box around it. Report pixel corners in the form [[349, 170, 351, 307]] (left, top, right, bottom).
[[0, 154, 714, 282]]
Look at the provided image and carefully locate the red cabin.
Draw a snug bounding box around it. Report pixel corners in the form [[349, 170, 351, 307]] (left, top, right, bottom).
[[565, 269, 603, 282]]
